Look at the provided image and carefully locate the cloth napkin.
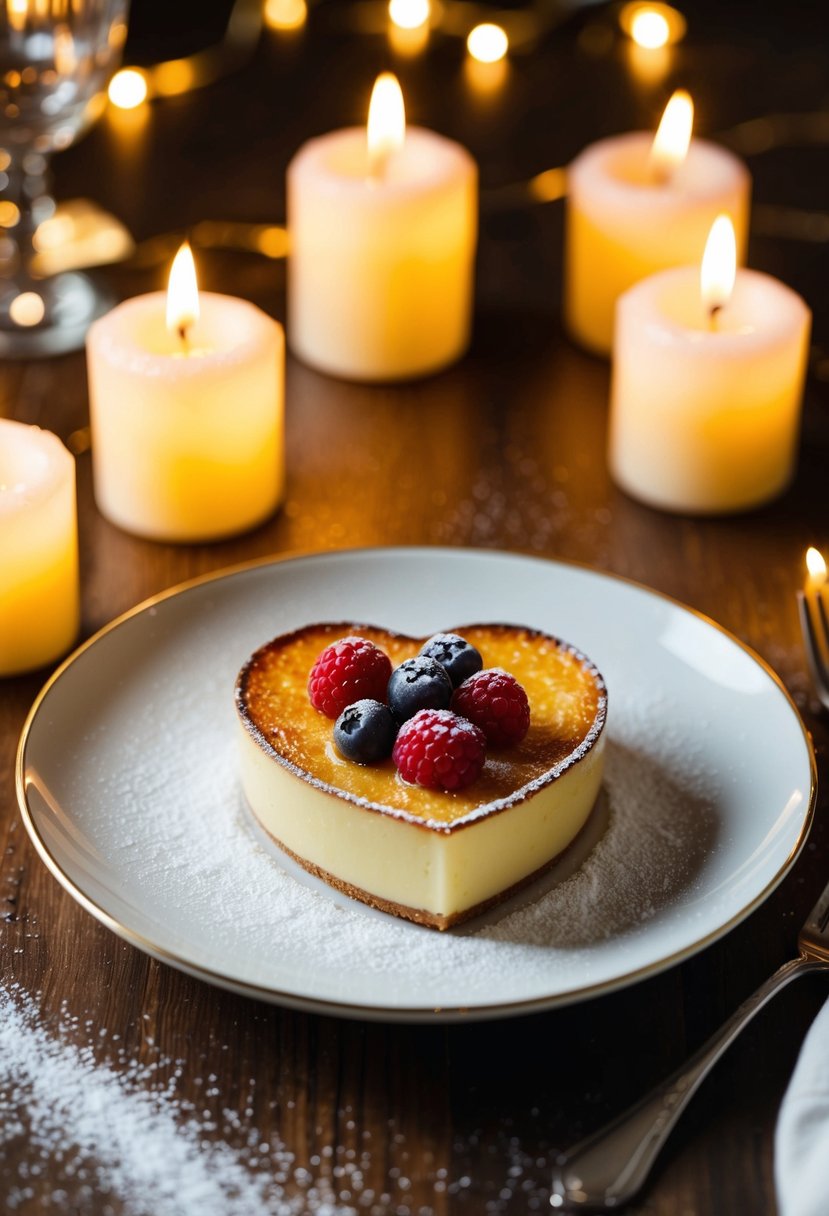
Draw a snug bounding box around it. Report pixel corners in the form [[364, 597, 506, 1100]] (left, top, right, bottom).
[[775, 998, 829, 1216]]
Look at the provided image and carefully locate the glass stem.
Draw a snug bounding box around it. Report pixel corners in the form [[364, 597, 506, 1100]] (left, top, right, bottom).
[[0, 153, 54, 286]]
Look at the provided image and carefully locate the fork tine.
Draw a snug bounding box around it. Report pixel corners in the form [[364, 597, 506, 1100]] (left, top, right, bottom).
[[798, 590, 829, 710]]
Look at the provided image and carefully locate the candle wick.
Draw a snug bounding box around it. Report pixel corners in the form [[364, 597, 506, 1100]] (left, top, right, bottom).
[[708, 304, 722, 332], [178, 322, 189, 350], [367, 150, 386, 185]]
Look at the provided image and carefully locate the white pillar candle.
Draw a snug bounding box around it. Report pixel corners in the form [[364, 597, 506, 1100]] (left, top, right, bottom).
[[565, 90, 751, 355], [87, 244, 285, 542], [287, 72, 477, 382], [0, 420, 79, 676], [609, 217, 811, 515]]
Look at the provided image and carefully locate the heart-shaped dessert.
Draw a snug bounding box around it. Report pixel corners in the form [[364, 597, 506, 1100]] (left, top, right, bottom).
[[236, 623, 607, 930]]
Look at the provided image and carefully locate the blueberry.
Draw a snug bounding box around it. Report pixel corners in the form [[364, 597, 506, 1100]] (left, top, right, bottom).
[[387, 656, 453, 722], [419, 633, 483, 689], [333, 699, 398, 764]]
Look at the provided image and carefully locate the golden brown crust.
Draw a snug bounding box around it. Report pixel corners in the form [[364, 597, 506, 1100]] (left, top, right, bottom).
[[236, 621, 607, 832]]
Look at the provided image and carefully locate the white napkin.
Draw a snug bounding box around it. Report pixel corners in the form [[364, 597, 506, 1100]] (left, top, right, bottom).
[[775, 998, 829, 1216]]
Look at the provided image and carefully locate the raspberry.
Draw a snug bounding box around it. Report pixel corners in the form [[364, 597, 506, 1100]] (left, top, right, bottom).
[[451, 668, 530, 747], [308, 636, 392, 719], [392, 709, 486, 791]]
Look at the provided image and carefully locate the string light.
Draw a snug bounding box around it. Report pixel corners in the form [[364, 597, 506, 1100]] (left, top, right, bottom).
[[264, 0, 307, 31], [467, 23, 508, 64], [631, 9, 670, 49], [388, 0, 429, 30], [619, 3, 687, 47], [108, 68, 148, 110]]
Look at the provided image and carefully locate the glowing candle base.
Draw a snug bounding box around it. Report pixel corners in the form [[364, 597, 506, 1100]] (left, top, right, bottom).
[[609, 267, 811, 514], [566, 125, 750, 356], [287, 74, 477, 383], [0, 420, 79, 676], [87, 292, 285, 542]]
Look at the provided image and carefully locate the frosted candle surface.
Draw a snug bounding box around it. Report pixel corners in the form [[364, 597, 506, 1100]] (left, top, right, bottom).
[[0, 420, 79, 676], [565, 133, 750, 355], [287, 126, 477, 382], [609, 267, 811, 514], [87, 293, 284, 542]]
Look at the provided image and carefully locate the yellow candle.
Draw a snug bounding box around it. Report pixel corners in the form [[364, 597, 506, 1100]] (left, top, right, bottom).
[[0, 420, 79, 676], [609, 216, 811, 514], [287, 73, 477, 381], [86, 244, 285, 542], [565, 90, 751, 355]]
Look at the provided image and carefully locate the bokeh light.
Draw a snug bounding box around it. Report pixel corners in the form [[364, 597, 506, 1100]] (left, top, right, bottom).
[[619, 3, 687, 47], [389, 0, 430, 30], [264, 0, 307, 31], [467, 23, 508, 64], [631, 9, 670, 48], [9, 292, 45, 327], [0, 201, 20, 228], [108, 68, 148, 110]]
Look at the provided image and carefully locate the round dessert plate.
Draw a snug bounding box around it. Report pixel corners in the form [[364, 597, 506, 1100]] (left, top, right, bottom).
[[17, 548, 815, 1022]]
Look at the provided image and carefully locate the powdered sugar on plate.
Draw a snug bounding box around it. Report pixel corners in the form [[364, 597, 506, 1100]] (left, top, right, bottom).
[[18, 550, 813, 1017]]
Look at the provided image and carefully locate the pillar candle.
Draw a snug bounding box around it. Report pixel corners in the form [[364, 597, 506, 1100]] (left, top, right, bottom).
[[565, 91, 751, 355], [0, 419, 79, 675], [87, 245, 284, 542], [609, 217, 811, 514], [287, 73, 477, 382]]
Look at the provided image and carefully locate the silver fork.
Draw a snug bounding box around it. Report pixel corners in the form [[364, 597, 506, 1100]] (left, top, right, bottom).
[[550, 881, 829, 1210], [551, 581, 827, 1210]]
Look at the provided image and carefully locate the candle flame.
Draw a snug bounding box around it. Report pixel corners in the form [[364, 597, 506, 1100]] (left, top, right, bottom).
[[367, 72, 405, 178], [806, 547, 827, 584], [166, 241, 200, 341], [649, 89, 693, 179], [700, 215, 737, 319]]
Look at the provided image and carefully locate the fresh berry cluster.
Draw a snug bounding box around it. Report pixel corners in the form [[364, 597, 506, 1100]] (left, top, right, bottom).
[[307, 631, 531, 792]]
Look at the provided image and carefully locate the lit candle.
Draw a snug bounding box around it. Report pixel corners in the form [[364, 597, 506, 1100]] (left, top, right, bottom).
[[805, 547, 827, 598], [287, 72, 477, 381], [609, 216, 811, 514], [565, 90, 751, 355], [86, 243, 284, 541], [799, 548, 828, 695], [0, 420, 79, 676]]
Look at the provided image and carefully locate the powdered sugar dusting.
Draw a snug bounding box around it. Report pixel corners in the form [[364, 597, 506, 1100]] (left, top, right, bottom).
[[20, 550, 811, 1015], [0, 984, 354, 1216], [37, 656, 719, 1007], [0, 983, 564, 1214]]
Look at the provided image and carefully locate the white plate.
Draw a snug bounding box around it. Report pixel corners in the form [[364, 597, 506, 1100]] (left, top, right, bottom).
[[17, 548, 815, 1022]]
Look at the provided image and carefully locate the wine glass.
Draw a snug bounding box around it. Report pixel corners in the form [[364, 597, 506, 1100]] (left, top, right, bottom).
[[0, 0, 129, 356]]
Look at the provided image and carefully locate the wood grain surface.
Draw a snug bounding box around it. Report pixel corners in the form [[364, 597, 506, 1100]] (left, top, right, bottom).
[[2, 1, 828, 1212]]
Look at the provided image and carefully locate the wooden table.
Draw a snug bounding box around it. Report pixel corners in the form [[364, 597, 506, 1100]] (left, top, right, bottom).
[[2, 2, 828, 1211]]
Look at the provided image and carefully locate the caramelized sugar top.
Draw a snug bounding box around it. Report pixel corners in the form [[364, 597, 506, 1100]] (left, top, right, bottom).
[[238, 624, 606, 827]]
